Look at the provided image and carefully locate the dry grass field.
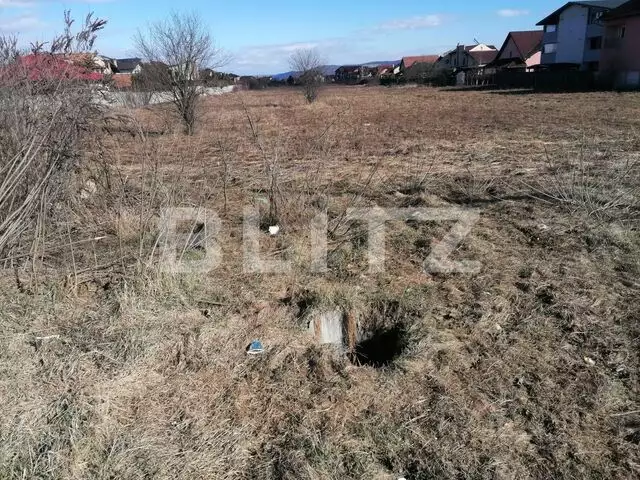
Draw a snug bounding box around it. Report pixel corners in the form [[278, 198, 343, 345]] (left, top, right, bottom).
[[1, 85, 639, 479]]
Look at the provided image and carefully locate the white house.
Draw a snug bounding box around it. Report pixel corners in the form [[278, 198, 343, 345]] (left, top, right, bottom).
[[537, 0, 629, 71]]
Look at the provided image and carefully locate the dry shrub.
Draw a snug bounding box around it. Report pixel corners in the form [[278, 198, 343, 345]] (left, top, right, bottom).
[[0, 12, 106, 260]]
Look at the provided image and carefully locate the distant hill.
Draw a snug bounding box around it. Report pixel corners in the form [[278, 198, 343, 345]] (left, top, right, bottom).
[[270, 61, 399, 80], [361, 60, 400, 67], [270, 71, 297, 81], [271, 65, 340, 81]]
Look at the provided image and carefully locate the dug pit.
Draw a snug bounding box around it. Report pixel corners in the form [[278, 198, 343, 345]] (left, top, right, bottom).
[[349, 324, 408, 368], [306, 300, 413, 368]]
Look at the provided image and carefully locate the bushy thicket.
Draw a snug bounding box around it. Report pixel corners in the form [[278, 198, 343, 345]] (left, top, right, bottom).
[[0, 12, 106, 258]]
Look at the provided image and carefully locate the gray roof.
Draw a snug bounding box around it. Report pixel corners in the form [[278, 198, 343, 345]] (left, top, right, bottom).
[[604, 0, 640, 18], [115, 58, 142, 73], [537, 1, 629, 25]]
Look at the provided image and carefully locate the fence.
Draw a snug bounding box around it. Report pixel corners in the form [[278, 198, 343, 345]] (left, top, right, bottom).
[[464, 70, 600, 91]]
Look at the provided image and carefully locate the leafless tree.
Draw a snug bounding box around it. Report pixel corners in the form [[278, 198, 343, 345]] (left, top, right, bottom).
[[134, 12, 228, 134], [289, 48, 324, 103]]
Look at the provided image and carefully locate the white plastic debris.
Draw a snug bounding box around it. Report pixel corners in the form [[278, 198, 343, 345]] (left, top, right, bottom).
[[584, 356, 596, 367], [80, 179, 97, 199], [268, 225, 280, 236]]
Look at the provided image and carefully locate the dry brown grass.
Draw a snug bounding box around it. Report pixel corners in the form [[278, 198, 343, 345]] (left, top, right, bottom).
[[1, 86, 639, 479]]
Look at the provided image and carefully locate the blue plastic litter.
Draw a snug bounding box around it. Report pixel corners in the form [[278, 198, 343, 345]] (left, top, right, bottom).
[[247, 340, 265, 355]]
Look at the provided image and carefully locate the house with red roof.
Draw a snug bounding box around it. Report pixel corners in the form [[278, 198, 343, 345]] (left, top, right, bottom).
[[0, 54, 103, 87], [400, 55, 439, 70], [491, 31, 544, 71], [399, 55, 440, 80]]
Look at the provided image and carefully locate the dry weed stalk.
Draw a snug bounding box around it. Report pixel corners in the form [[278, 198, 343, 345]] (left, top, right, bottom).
[[242, 98, 283, 226], [0, 12, 106, 271], [522, 143, 639, 219]]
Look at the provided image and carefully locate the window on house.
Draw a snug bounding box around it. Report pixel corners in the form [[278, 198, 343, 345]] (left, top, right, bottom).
[[589, 36, 603, 50], [546, 25, 557, 33], [605, 25, 626, 48], [589, 9, 604, 25], [544, 43, 558, 54]]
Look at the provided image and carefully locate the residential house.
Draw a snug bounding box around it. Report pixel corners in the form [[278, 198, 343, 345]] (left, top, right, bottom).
[[468, 44, 499, 68], [111, 58, 142, 90], [491, 31, 544, 71], [335, 65, 360, 82], [377, 64, 394, 77], [169, 62, 198, 82], [111, 60, 169, 90], [437, 44, 498, 70], [399, 55, 439, 80], [50, 52, 114, 75], [334, 65, 375, 83], [115, 58, 143, 75], [200, 69, 240, 85], [601, 0, 640, 87], [0, 54, 103, 84], [94, 55, 117, 74], [537, 0, 629, 71]]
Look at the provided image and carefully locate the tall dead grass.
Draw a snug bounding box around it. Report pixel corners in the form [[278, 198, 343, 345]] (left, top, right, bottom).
[[0, 13, 106, 268], [1, 86, 639, 479]]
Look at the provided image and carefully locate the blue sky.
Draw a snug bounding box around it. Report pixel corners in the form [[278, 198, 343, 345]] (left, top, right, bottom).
[[1, 1, 562, 74]]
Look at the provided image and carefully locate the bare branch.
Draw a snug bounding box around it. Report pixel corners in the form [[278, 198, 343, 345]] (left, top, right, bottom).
[[289, 48, 325, 103], [134, 11, 228, 134]]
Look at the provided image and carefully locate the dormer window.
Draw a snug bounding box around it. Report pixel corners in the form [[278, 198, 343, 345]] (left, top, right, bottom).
[[546, 25, 557, 33]]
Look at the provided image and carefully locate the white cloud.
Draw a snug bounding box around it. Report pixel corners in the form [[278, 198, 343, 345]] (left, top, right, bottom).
[[497, 9, 530, 17], [279, 42, 319, 53], [229, 15, 447, 74], [0, 0, 35, 6], [0, 14, 44, 31], [376, 14, 444, 31], [232, 40, 339, 69]]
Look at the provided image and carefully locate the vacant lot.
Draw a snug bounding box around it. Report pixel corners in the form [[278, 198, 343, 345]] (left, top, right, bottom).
[[1, 86, 639, 479]]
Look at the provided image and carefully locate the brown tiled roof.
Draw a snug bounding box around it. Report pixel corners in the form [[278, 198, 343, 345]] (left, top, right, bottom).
[[402, 55, 439, 68], [469, 50, 498, 65], [511, 31, 544, 58], [495, 31, 543, 62]]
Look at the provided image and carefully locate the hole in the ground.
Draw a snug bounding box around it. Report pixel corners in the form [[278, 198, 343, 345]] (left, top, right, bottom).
[[259, 212, 280, 233], [350, 324, 408, 368], [348, 299, 418, 368]]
